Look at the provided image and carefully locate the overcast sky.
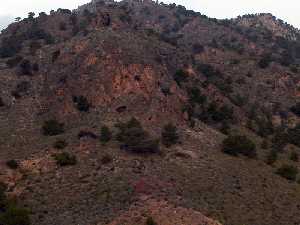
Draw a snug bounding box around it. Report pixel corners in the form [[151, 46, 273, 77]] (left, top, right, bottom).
[[0, 0, 299, 30]]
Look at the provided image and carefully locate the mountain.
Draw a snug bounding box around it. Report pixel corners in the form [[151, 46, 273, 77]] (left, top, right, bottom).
[[0, 1, 300, 225]]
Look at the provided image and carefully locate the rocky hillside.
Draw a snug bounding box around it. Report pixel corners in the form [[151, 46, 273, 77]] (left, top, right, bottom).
[[0, 1, 300, 225]]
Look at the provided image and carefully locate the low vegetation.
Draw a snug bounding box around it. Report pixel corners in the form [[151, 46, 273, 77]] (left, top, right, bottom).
[[6, 160, 19, 169], [42, 119, 64, 136], [276, 164, 298, 181], [100, 126, 112, 145], [222, 135, 256, 158], [0, 183, 31, 225], [146, 217, 157, 225], [290, 151, 299, 162], [73, 95, 90, 112], [290, 103, 300, 117], [54, 152, 77, 166], [266, 149, 278, 165], [53, 139, 68, 149], [101, 154, 113, 164], [116, 118, 159, 153], [161, 123, 179, 147], [173, 69, 188, 86]]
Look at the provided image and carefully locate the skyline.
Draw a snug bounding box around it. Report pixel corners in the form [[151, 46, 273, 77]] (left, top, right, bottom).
[[0, 0, 299, 31]]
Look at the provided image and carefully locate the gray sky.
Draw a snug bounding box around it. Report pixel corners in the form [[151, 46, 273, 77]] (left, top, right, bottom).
[[0, 0, 299, 31]]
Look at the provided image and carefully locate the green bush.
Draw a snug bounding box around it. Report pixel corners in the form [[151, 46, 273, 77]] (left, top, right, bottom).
[[100, 126, 112, 144], [192, 43, 204, 54], [290, 151, 299, 162], [271, 128, 288, 151], [261, 139, 269, 149], [101, 154, 113, 164], [54, 152, 77, 166], [146, 217, 157, 225], [0, 36, 22, 58], [0, 204, 31, 225], [0, 97, 4, 107], [0, 183, 31, 225], [161, 123, 179, 147], [258, 54, 272, 69], [202, 103, 233, 123], [197, 63, 222, 77], [116, 118, 159, 153], [73, 95, 90, 112], [287, 124, 300, 147], [6, 160, 19, 170], [42, 120, 64, 136], [222, 135, 256, 158], [173, 69, 188, 86], [19, 60, 32, 75], [290, 103, 300, 116], [53, 139, 68, 149], [266, 149, 278, 165], [187, 87, 206, 105], [6, 56, 23, 68], [276, 164, 298, 181]]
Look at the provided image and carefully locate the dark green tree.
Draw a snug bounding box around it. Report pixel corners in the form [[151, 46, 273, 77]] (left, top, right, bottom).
[[161, 123, 179, 147], [116, 118, 159, 153], [222, 135, 256, 158], [42, 120, 64, 136], [276, 164, 298, 181], [100, 126, 112, 144]]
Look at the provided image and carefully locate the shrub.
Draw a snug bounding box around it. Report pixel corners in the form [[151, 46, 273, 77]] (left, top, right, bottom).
[[52, 50, 60, 63], [0, 97, 4, 107], [59, 22, 67, 31], [6, 56, 23, 68], [187, 87, 206, 105], [290, 151, 299, 162], [53, 139, 68, 149], [29, 41, 41, 55], [0, 36, 22, 58], [0, 183, 30, 225], [231, 94, 248, 107], [192, 43, 204, 54], [146, 217, 157, 225], [0, 204, 31, 225], [101, 154, 113, 164], [258, 54, 272, 69], [19, 60, 32, 75], [116, 118, 159, 153], [197, 63, 222, 77], [42, 120, 64, 136], [161, 123, 179, 147], [73, 96, 90, 112], [100, 126, 112, 144], [54, 152, 77, 166], [173, 69, 188, 86], [276, 164, 298, 181], [290, 103, 300, 117], [271, 128, 288, 151], [261, 139, 269, 149], [6, 160, 19, 170], [287, 124, 300, 147], [203, 103, 233, 123], [11, 81, 30, 99], [222, 135, 256, 158], [266, 149, 278, 165]]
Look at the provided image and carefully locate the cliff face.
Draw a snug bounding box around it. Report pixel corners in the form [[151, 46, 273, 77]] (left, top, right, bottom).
[[0, 1, 300, 225]]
